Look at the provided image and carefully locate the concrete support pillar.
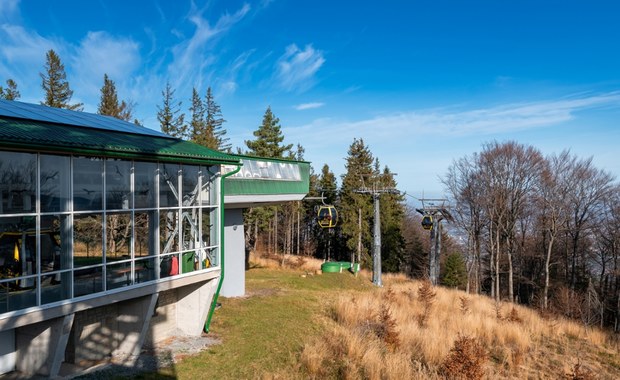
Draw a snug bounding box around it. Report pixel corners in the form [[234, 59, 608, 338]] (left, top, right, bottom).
[[221, 208, 245, 297], [111, 294, 158, 365], [176, 279, 218, 335], [15, 313, 74, 377]]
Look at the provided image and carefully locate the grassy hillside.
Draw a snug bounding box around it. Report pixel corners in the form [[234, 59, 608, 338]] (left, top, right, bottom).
[[139, 255, 619, 379]]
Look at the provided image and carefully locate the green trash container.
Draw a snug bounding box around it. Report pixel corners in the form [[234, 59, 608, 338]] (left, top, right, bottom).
[[321, 262, 342, 273], [182, 252, 196, 273]]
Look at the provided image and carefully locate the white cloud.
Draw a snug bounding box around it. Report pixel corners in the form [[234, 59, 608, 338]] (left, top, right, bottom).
[[169, 3, 251, 92], [295, 102, 325, 110], [0, 0, 20, 23], [275, 44, 325, 92], [72, 31, 141, 99]]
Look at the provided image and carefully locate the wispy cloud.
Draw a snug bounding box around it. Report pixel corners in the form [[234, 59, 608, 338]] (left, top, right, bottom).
[[275, 44, 324, 92], [0, 0, 20, 23], [72, 31, 141, 101], [295, 102, 325, 110], [169, 3, 251, 91]]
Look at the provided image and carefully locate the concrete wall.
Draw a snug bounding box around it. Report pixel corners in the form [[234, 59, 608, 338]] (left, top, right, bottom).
[[0, 329, 15, 374], [0, 272, 220, 377], [221, 208, 246, 297]]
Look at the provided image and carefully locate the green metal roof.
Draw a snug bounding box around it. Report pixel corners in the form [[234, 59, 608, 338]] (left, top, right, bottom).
[[0, 116, 239, 165], [225, 160, 310, 196]]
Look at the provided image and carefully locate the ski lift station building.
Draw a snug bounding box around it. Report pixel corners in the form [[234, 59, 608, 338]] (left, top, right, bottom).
[[0, 100, 310, 377]]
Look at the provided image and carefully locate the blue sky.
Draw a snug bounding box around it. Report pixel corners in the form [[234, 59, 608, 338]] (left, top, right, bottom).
[[1, 0, 619, 197]]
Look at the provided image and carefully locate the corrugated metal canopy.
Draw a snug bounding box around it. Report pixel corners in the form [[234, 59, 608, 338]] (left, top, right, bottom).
[[0, 101, 239, 165]]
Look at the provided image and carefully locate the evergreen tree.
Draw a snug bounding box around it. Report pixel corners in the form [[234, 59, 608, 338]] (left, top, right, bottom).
[[205, 87, 230, 152], [315, 164, 341, 260], [97, 74, 135, 121], [441, 253, 468, 289], [378, 165, 406, 272], [157, 82, 186, 138], [0, 79, 20, 100], [339, 138, 375, 268], [189, 87, 217, 149], [40, 49, 82, 110], [98, 74, 120, 116], [245, 106, 292, 158]]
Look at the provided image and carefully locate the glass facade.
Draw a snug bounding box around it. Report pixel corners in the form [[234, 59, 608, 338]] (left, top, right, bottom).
[[0, 151, 220, 315]]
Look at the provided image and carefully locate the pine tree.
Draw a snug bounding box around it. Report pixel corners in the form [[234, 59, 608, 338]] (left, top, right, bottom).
[[205, 87, 230, 152], [40, 49, 82, 110], [0, 79, 20, 100], [157, 82, 187, 138], [339, 138, 375, 267], [245, 106, 292, 158], [442, 253, 468, 289]]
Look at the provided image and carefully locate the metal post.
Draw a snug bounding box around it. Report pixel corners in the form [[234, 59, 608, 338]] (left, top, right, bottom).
[[429, 219, 437, 285], [373, 193, 382, 287]]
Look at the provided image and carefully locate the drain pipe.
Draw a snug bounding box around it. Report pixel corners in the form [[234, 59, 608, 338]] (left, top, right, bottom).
[[205, 163, 242, 332]]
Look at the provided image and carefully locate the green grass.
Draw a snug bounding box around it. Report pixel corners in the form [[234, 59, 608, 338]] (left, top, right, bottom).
[[142, 267, 373, 379]]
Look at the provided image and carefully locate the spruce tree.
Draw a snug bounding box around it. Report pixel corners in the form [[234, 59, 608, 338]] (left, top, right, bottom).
[[245, 106, 292, 158], [98, 74, 120, 116], [339, 138, 375, 267], [97, 74, 135, 121], [40, 49, 82, 110], [157, 82, 187, 138], [0, 79, 20, 100], [378, 165, 406, 272], [204, 87, 230, 152], [190, 87, 217, 149]]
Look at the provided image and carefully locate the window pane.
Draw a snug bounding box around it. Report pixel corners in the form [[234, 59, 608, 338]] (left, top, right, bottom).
[[159, 163, 179, 208], [41, 154, 71, 213], [74, 267, 102, 297], [0, 216, 36, 279], [159, 254, 179, 279], [135, 161, 157, 209], [135, 211, 156, 257], [202, 208, 218, 267], [41, 215, 71, 273], [73, 157, 103, 211], [0, 151, 36, 214], [135, 257, 157, 283], [41, 270, 71, 305], [0, 278, 37, 312], [106, 262, 132, 290], [73, 213, 103, 267], [182, 165, 200, 207], [160, 210, 178, 255], [106, 212, 131, 261], [106, 159, 132, 210]]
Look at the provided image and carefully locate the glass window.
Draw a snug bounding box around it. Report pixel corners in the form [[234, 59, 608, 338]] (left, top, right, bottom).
[[0, 151, 36, 214], [41, 270, 71, 305], [135, 211, 156, 257], [74, 267, 102, 297], [106, 261, 132, 290], [73, 213, 103, 267], [73, 157, 103, 211], [40, 215, 71, 273], [135, 257, 157, 283], [182, 165, 200, 207], [40, 154, 71, 213], [160, 210, 179, 255], [135, 161, 157, 209], [0, 216, 36, 279], [159, 163, 179, 208], [159, 253, 179, 279], [106, 212, 131, 261], [106, 159, 132, 210]]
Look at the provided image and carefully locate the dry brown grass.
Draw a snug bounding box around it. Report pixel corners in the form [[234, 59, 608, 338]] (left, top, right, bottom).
[[301, 278, 620, 379], [249, 250, 324, 272]]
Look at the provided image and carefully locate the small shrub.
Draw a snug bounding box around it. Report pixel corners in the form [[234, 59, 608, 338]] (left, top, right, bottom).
[[441, 334, 487, 380], [494, 301, 503, 321], [459, 296, 470, 315], [564, 360, 595, 380], [417, 280, 436, 327], [506, 307, 522, 324], [378, 304, 400, 350]]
